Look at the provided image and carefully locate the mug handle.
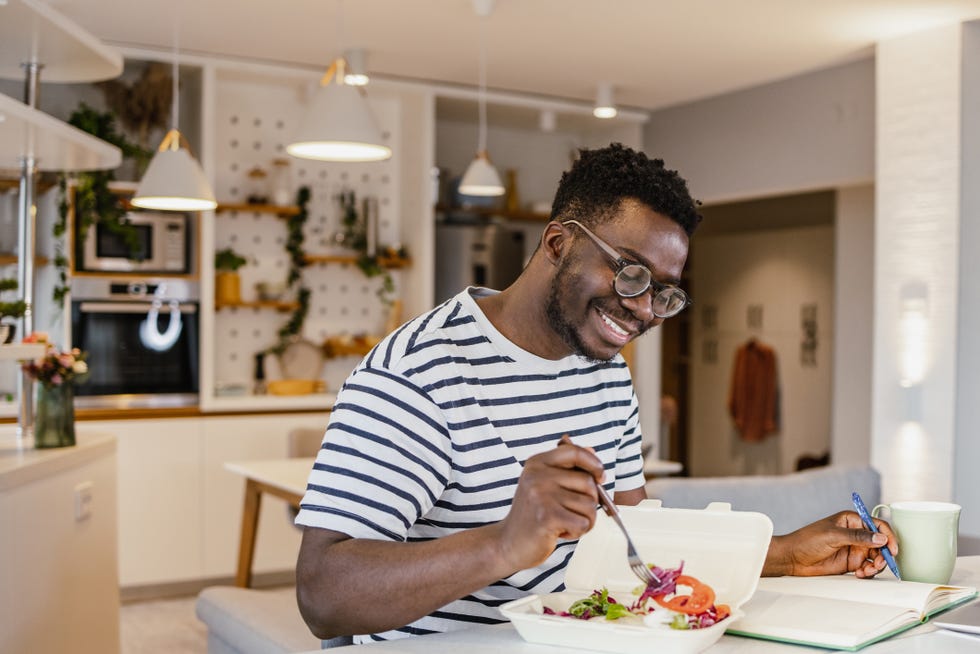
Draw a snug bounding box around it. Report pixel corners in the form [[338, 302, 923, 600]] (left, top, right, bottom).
[[871, 504, 890, 520]]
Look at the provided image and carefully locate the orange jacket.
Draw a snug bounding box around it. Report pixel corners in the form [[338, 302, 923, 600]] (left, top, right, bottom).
[[727, 339, 779, 442]]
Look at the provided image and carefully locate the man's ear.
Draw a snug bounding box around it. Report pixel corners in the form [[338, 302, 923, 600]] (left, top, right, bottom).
[[540, 221, 567, 266]]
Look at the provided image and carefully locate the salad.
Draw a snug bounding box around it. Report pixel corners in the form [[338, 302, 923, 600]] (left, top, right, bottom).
[[543, 562, 730, 630]]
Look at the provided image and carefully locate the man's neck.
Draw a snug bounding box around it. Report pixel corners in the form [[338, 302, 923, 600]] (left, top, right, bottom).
[[474, 277, 571, 361]]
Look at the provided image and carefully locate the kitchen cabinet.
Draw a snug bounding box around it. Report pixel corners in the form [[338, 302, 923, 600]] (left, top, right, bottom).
[[84, 412, 326, 590]]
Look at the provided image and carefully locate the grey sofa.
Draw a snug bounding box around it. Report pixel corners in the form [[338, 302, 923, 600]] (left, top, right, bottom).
[[196, 585, 354, 653], [644, 464, 881, 534]]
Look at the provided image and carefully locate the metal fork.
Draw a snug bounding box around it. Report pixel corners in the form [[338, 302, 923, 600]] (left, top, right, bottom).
[[595, 483, 661, 586]]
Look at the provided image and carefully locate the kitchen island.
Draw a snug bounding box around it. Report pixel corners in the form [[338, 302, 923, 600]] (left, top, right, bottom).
[[0, 428, 120, 654]]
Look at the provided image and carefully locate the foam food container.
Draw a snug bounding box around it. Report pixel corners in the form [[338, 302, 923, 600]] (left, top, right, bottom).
[[500, 500, 773, 654]]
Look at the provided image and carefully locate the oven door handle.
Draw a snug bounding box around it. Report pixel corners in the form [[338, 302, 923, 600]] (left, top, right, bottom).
[[78, 302, 198, 314]]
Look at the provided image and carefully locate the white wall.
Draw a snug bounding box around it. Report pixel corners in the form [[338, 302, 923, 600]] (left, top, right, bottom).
[[874, 25, 961, 504], [645, 58, 874, 204], [956, 21, 980, 545], [831, 185, 875, 465], [689, 226, 835, 477]]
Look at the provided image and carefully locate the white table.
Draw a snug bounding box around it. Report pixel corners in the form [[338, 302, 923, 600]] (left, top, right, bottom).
[[301, 556, 980, 653], [224, 458, 312, 587], [224, 456, 682, 587], [644, 457, 683, 478]]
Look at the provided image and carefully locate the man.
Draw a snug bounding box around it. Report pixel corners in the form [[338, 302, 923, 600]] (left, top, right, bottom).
[[295, 143, 896, 643]]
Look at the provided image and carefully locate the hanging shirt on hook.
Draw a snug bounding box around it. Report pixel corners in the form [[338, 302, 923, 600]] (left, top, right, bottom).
[[727, 339, 779, 442]]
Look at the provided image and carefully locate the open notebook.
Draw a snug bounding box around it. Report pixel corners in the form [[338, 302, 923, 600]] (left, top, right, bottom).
[[726, 574, 977, 651]]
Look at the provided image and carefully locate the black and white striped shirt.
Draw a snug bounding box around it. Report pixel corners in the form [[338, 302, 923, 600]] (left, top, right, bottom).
[[296, 287, 645, 642]]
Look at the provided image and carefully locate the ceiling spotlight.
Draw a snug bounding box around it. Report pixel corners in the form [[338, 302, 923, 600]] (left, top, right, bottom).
[[343, 48, 369, 86], [593, 82, 618, 119], [539, 109, 556, 133]]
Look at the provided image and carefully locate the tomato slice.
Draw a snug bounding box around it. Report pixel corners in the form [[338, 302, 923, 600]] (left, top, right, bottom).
[[653, 574, 717, 615]]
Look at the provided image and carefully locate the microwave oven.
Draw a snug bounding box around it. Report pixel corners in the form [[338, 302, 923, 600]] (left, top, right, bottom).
[[79, 211, 190, 274]]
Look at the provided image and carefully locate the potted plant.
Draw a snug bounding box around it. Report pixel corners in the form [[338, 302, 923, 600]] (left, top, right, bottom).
[[0, 278, 27, 344], [215, 247, 248, 306]]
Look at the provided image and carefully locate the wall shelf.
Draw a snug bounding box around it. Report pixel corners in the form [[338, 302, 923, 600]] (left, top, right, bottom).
[[215, 202, 300, 218], [214, 299, 300, 312], [0, 178, 57, 194], [303, 254, 410, 268], [435, 203, 550, 223], [0, 253, 49, 266]]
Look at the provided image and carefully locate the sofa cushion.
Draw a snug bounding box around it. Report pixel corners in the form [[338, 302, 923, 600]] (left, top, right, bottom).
[[644, 465, 880, 535], [196, 586, 323, 653]]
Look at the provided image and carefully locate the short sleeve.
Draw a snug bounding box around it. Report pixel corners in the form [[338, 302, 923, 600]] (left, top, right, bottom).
[[295, 365, 453, 541]]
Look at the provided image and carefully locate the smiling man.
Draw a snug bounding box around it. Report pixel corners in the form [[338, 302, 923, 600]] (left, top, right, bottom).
[[295, 143, 896, 644]]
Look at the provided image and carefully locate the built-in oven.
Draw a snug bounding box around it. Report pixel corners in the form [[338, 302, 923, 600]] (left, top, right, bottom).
[[70, 278, 199, 407]]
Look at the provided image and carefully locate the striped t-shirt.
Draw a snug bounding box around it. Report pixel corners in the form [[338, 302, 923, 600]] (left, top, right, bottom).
[[295, 287, 645, 643]]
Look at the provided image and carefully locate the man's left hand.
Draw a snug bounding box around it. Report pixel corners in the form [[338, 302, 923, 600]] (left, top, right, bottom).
[[763, 510, 898, 578]]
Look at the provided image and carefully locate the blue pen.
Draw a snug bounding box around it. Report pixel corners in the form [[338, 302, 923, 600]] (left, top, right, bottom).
[[851, 492, 901, 580]]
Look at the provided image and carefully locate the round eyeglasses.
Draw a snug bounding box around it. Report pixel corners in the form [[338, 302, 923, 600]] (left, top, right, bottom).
[[562, 220, 692, 318]]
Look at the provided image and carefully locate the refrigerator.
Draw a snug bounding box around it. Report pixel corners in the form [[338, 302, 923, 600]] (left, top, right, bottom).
[[435, 221, 526, 303]]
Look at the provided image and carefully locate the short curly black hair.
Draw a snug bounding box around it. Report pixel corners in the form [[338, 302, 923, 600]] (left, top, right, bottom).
[[550, 143, 702, 236]]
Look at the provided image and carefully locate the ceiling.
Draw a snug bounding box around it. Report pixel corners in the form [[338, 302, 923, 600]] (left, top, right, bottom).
[[49, 0, 980, 114]]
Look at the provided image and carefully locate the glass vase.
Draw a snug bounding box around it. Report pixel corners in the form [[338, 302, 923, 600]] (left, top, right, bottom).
[[34, 382, 76, 449]]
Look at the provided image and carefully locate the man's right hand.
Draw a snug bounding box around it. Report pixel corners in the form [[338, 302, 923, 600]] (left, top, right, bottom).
[[496, 435, 605, 571]]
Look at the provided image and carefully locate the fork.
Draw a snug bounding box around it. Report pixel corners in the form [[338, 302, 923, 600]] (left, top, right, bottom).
[[595, 482, 661, 586]]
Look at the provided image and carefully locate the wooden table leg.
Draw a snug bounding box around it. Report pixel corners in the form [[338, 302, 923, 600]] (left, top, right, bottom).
[[235, 478, 262, 588]]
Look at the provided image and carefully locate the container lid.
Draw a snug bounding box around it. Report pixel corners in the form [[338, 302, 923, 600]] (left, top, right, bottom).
[[565, 499, 773, 610]]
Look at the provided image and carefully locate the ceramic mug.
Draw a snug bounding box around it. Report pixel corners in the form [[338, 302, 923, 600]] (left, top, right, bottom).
[[872, 501, 960, 584]]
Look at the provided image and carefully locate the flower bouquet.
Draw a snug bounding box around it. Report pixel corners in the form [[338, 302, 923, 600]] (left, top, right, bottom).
[[21, 332, 88, 448]]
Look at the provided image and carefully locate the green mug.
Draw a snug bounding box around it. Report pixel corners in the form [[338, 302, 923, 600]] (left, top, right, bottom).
[[871, 501, 960, 584]]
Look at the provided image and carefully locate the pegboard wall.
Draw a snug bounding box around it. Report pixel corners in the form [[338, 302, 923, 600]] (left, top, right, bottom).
[[212, 75, 402, 388]]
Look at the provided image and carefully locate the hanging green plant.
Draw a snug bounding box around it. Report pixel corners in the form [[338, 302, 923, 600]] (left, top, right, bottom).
[[52, 103, 153, 304], [269, 186, 312, 355], [336, 188, 396, 306]]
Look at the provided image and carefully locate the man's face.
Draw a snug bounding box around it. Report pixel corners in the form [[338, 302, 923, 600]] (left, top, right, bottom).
[[545, 200, 690, 362]]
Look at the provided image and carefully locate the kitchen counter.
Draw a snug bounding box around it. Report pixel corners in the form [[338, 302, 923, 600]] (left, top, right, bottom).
[[0, 392, 338, 422], [0, 425, 116, 490]]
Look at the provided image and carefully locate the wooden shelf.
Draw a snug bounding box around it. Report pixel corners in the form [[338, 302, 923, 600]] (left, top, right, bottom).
[[0, 253, 49, 266], [215, 202, 300, 217], [215, 299, 300, 312], [0, 178, 57, 194], [435, 203, 550, 223], [322, 335, 381, 359], [304, 254, 410, 268]]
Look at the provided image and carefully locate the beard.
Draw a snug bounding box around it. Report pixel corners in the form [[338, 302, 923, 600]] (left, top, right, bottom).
[[545, 259, 610, 363]]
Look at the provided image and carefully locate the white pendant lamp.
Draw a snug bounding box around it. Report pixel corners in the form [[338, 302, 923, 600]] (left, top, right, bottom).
[[459, 0, 504, 197], [287, 57, 391, 162], [132, 12, 216, 211], [593, 82, 618, 119], [132, 129, 216, 210]]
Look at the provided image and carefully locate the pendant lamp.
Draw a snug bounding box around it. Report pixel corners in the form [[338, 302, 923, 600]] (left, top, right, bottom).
[[593, 82, 618, 119], [459, 0, 504, 197], [132, 13, 216, 211], [287, 57, 391, 162]]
